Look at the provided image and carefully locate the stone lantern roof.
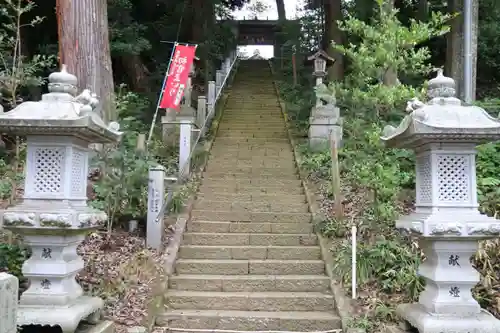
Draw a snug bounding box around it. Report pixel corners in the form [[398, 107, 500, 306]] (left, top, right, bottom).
[[381, 69, 500, 148], [0, 65, 122, 143], [306, 49, 335, 63]]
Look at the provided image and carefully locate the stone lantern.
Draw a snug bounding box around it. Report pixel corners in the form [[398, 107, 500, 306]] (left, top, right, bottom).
[[307, 50, 334, 90], [307, 50, 342, 151], [0, 65, 122, 332], [381, 69, 500, 333]]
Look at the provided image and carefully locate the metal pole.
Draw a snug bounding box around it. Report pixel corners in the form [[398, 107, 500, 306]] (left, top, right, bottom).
[[463, 0, 473, 103]]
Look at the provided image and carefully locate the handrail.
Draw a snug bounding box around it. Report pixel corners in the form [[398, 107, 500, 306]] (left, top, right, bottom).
[[154, 54, 239, 223]]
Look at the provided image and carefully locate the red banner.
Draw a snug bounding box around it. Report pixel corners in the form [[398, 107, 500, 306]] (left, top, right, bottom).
[[159, 44, 197, 110]]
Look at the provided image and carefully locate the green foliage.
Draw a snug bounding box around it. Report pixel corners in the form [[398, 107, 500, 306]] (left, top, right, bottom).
[[274, 1, 467, 327], [0, 0, 55, 106], [474, 99, 500, 218], [108, 0, 151, 56], [0, 242, 26, 278], [331, 1, 451, 119], [477, 0, 500, 96], [333, 237, 424, 300], [0, 157, 24, 200], [89, 88, 177, 232], [277, 0, 500, 326]]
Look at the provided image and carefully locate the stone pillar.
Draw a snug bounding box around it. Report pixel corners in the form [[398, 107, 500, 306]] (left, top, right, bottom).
[[179, 119, 192, 179], [308, 62, 342, 151], [207, 81, 216, 121], [0, 65, 122, 333], [147, 165, 165, 251], [215, 70, 224, 97], [197, 96, 207, 134], [223, 58, 231, 75], [0, 273, 18, 333], [381, 70, 500, 333], [161, 109, 177, 144], [446, 0, 479, 101], [308, 103, 343, 151]]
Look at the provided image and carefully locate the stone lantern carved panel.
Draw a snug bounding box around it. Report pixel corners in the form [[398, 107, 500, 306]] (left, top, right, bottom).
[[436, 154, 471, 203], [34, 146, 65, 194], [381, 70, 500, 333], [0, 65, 122, 333]]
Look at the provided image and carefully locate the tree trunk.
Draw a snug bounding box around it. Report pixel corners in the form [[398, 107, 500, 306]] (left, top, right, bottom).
[[418, 0, 429, 21], [57, 0, 116, 122], [121, 55, 150, 92], [276, 0, 286, 21], [324, 0, 344, 81], [382, 0, 399, 86]]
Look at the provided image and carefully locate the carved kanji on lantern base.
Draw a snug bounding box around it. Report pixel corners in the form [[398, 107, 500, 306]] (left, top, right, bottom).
[[0, 65, 122, 333], [382, 70, 500, 333]]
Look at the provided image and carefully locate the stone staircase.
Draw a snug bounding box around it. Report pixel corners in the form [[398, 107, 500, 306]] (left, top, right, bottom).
[[157, 60, 342, 331]]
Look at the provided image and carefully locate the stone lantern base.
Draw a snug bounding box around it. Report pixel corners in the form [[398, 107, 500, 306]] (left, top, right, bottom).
[[17, 296, 103, 333], [398, 304, 500, 333], [308, 105, 342, 151], [2, 202, 107, 333]]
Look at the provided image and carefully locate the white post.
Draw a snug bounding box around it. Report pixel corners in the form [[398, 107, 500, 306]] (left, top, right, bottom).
[[216, 70, 224, 96], [207, 81, 216, 118], [351, 225, 357, 300], [197, 96, 207, 133], [0, 273, 18, 333], [179, 119, 192, 179], [147, 165, 165, 251]]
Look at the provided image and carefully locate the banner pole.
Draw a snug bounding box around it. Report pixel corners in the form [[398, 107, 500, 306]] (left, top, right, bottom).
[[147, 42, 178, 147]]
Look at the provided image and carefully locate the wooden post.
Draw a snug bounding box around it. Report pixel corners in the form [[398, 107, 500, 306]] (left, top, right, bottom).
[[292, 53, 297, 86], [330, 138, 343, 220]]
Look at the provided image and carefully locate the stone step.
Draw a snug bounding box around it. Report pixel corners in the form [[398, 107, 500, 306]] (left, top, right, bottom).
[[221, 123, 282, 126], [183, 232, 317, 246], [202, 171, 298, 180], [206, 159, 296, 169], [168, 274, 330, 292], [194, 199, 309, 213], [223, 114, 281, 118], [223, 106, 280, 109], [175, 259, 325, 275], [221, 118, 283, 123], [209, 149, 294, 157], [210, 146, 293, 152], [217, 128, 287, 133], [190, 210, 311, 223], [196, 192, 306, 203], [221, 114, 282, 118], [223, 110, 280, 113], [208, 154, 295, 161], [211, 143, 292, 150], [209, 149, 293, 156], [217, 130, 287, 136], [217, 133, 288, 138], [214, 137, 289, 143], [197, 185, 303, 195], [165, 290, 334, 312], [201, 178, 301, 188], [179, 244, 319, 259], [156, 309, 342, 331], [207, 155, 296, 163]]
